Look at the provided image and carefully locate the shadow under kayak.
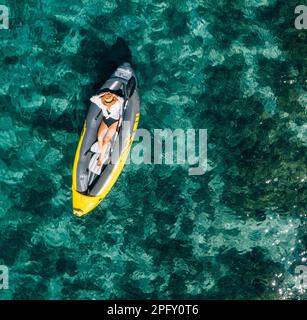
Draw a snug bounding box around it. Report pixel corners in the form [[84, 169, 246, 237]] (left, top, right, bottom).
[[72, 63, 140, 216]]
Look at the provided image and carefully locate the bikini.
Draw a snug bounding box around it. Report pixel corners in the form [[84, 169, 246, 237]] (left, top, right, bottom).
[[103, 109, 118, 127]]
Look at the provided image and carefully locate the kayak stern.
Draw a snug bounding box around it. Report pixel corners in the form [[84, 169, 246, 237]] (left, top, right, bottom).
[[72, 190, 101, 217]]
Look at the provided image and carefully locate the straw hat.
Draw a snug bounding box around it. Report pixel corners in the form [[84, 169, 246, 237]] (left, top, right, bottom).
[[101, 92, 117, 105]]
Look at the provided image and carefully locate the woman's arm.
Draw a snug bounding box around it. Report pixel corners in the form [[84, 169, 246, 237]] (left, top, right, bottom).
[[90, 95, 101, 106]]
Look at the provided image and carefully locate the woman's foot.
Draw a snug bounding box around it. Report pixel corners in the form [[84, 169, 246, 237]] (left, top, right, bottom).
[[97, 153, 108, 166], [97, 158, 103, 166]]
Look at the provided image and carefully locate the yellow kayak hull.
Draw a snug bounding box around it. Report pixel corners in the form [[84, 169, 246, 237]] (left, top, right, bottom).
[[72, 113, 139, 217]]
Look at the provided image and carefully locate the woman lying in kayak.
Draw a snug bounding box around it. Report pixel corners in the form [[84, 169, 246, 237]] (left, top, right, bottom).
[[90, 92, 124, 166]]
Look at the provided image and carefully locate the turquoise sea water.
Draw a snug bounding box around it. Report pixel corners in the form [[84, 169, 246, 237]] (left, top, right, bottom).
[[0, 0, 306, 299]]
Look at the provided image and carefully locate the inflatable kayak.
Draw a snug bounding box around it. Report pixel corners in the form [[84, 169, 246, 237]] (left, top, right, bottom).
[[72, 63, 140, 216]]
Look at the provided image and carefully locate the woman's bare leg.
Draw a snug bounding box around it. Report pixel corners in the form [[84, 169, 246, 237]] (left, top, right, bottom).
[[97, 121, 108, 165], [97, 121, 119, 166]]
